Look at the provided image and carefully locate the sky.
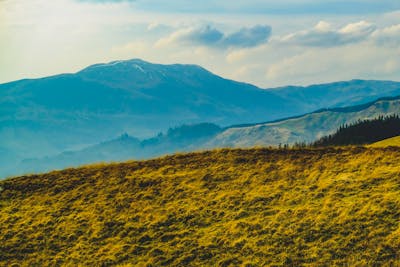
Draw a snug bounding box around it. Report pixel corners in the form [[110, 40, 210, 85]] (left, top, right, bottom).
[[1, 0, 400, 87]]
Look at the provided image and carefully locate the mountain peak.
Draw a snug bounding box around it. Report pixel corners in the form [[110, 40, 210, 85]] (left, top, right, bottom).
[[76, 58, 217, 90], [78, 58, 207, 74], [79, 58, 151, 73]]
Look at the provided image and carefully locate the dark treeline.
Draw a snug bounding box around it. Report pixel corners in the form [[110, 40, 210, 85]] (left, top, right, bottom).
[[312, 114, 400, 147]]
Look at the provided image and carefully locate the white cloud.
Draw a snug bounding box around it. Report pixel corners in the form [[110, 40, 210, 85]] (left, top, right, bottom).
[[280, 20, 376, 47], [372, 24, 400, 46], [156, 25, 223, 47], [314, 21, 332, 31], [264, 44, 400, 86]]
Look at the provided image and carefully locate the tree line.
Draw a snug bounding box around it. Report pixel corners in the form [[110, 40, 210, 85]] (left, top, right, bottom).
[[312, 114, 400, 147]]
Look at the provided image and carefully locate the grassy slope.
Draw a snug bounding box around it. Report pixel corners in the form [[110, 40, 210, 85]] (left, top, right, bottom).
[[370, 136, 400, 147], [1, 147, 400, 266]]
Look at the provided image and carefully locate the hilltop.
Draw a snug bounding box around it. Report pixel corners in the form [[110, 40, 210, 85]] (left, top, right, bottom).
[[370, 136, 400, 147], [1, 147, 400, 266]]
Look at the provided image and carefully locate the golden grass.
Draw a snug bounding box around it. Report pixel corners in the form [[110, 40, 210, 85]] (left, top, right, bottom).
[[369, 136, 400, 148], [1, 147, 400, 266]]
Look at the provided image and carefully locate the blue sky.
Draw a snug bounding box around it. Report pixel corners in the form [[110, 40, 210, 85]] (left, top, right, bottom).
[[0, 0, 399, 87], [82, 0, 400, 14]]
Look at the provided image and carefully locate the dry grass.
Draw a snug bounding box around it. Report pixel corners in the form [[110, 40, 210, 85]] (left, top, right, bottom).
[[370, 136, 400, 148], [1, 147, 400, 266]]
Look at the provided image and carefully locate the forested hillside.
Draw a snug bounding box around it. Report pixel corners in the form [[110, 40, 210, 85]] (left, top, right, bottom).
[[313, 115, 400, 146]]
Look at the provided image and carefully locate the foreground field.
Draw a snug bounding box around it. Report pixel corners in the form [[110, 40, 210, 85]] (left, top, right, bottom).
[[1, 147, 400, 266]]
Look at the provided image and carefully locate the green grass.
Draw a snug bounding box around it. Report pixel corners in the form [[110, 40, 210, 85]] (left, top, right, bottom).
[[1, 147, 400, 266]]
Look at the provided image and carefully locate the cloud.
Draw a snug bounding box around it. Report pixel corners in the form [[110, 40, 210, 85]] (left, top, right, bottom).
[[182, 26, 224, 46], [264, 44, 400, 86], [157, 25, 271, 49], [223, 25, 272, 47], [155, 26, 222, 47], [372, 24, 400, 46], [281, 20, 376, 47]]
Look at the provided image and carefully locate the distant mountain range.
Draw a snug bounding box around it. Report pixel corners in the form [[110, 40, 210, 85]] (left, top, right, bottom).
[[1, 58, 400, 177], [11, 95, 400, 177]]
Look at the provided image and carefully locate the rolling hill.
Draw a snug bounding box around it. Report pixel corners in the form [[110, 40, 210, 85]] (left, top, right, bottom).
[[1, 147, 400, 266]]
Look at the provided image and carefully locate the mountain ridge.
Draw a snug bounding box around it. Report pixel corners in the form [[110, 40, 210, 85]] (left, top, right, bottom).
[[227, 94, 400, 129]]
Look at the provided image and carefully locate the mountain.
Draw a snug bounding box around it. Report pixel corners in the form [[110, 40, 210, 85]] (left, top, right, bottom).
[[272, 79, 400, 110], [0, 59, 292, 173], [206, 96, 400, 148], [2, 147, 400, 266], [2, 58, 400, 177]]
